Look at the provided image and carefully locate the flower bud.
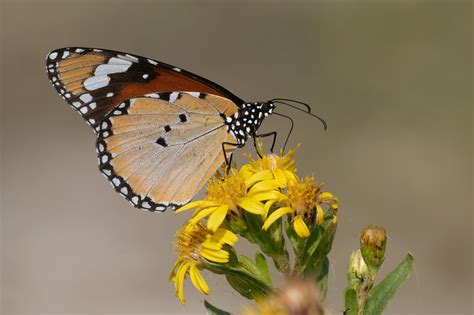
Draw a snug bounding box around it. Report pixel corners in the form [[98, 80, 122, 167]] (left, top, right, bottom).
[[347, 249, 368, 291], [360, 225, 386, 270]]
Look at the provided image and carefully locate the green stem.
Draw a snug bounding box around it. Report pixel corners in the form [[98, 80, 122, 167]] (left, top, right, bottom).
[[357, 267, 377, 314]]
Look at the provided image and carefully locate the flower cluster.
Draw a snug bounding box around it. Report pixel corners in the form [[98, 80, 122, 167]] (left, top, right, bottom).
[[169, 222, 238, 303], [170, 146, 338, 303]]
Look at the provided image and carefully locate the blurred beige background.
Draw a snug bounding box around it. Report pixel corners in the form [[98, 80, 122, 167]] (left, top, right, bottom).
[[1, 0, 472, 314]]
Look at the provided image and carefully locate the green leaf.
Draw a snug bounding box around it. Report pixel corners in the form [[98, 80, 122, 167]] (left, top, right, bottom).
[[363, 253, 414, 315], [202, 261, 273, 298], [296, 225, 321, 274], [285, 220, 306, 259], [239, 254, 271, 286], [317, 256, 330, 299], [243, 212, 276, 256], [255, 253, 272, 286], [225, 275, 257, 300], [204, 300, 232, 315], [243, 212, 289, 273], [344, 288, 358, 315]]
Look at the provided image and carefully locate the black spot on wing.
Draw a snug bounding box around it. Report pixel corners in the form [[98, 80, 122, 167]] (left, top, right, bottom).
[[179, 113, 187, 122], [156, 137, 168, 147]]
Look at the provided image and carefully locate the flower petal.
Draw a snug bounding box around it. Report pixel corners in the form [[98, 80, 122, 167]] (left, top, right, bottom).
[[248, 179, 280, 195], [175, 262, 190, 303], [186, 207, 219, 231], [176, 200, 214, 213], [169, 259, 180, 282], [245, 170, 273, 188], [262, 207, 294, 230], [207, 205, 229, 232], [249, 190, 285, 202], [293, 215, 311, 238], [263, 199, 276, 219], [272, 168, 288, 188], [237, 197, 265, 215], [200, 247, 229, 263], [316, 204, 325, 224], [319, 192, 339, 209], [189, 264, 210, 295], [213, 228, 239, 245]]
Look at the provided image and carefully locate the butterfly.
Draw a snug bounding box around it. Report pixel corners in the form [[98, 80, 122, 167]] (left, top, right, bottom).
[[46, 47, 326, 212]]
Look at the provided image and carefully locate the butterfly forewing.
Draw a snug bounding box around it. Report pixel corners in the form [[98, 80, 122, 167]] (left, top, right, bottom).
[[46, 47, 241, 131], [97, 92, 238, 211]]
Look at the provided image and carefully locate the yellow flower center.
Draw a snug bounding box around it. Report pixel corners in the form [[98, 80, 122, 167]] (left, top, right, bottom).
[[244, 143, 299, 174], [287, 177, 320, 216], [207, 173, 246, 211], [174, 223, 208, 262]]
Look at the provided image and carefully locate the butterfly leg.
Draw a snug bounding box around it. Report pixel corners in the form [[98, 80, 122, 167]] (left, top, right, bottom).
[[222, 142, 244, 173], [253, 131, 278, 157]]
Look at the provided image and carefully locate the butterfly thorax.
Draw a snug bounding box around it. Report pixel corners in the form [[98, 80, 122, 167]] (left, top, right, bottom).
[[224, 101, 274, 145]]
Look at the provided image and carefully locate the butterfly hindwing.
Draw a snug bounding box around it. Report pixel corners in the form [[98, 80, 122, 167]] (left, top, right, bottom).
[[46, 47, 242, 132], [96, 92, 238, 211]]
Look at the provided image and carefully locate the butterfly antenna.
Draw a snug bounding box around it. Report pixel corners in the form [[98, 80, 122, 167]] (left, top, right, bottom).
[[271, 98, 313, 114], [271, 99, 328, 130], [273, 112, 294, 152]]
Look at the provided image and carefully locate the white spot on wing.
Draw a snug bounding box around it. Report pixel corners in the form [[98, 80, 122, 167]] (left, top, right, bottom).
[[79, 93, 93, 103], [48, 52, 58, 60], [62, 51, 70, 59], [112, 177, 120, 186], [172, 67, 181, 72], [169, 92, 179, 103], [147, 59, 158, 65], [95, 63, 131, 76], [185, 92, 200, 98], [84, 75, 111, 90], [145, 93, 160, 98]]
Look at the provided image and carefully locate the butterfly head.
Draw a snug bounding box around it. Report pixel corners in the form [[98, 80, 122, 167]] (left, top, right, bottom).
[[261, 101, 275, 117]]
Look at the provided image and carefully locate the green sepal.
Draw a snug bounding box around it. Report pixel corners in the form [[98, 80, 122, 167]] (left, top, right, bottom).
[[203, 300, 232, 315], [285, 220, 306, 259], [317, 256, 330, 299], [243, 211, 288, 272], [255, 253, 272, 286], [243, 211, 276, 255], [239, 254, 272, 286], [225, 274, 257, 300], [298, 210, 337, 275], [202, 261, 273, 299], [344, 287, 358, 315], [362, 254, 414, 315]]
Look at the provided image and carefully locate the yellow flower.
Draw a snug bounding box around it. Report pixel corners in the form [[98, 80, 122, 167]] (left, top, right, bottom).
[[177, 167, 284, 232], [263, 176, 338, 238], [170, 222, 238, 303], [242, 143, 299, 189]]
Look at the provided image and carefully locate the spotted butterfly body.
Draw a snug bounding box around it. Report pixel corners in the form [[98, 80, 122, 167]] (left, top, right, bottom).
[[46, 47, 274, 211]]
